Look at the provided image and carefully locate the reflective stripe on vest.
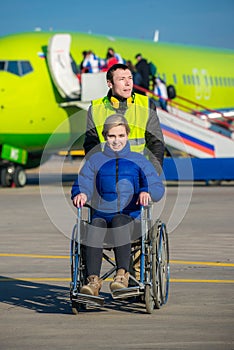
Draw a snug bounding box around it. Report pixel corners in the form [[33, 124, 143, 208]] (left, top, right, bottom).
[[92, 93, 149, 153]]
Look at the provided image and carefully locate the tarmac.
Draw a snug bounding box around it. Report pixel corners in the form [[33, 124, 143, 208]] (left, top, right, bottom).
[[0, 156, 233, 350]]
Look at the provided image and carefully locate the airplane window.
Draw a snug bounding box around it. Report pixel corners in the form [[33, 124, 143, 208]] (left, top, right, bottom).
[[195, 75, 200, 85], [172, 74, 177, 84], [209, 77, 213, 86], [182, 74, 187, 84], [227, 77, 231, 86], [186, 75, 191, 85], [214, 77, 218, 86], [219, 77, 223, 86], [162, 73, 166, 82], [21, 61, 33, 75], [223, 77, 227, 86], [204, 76, 208, 86], [191, 76, 195, 85]]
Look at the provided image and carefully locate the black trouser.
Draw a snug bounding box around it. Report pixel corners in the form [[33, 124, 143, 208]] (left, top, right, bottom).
[[85, 214, 133, 277]]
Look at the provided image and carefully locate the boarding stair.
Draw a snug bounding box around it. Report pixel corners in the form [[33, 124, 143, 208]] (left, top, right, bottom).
[[133, 85, 234, 159]]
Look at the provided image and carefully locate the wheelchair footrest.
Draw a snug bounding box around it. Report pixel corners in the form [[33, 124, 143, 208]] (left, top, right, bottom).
[[111, 286, 142, 299], [74, 293, 105, 307]]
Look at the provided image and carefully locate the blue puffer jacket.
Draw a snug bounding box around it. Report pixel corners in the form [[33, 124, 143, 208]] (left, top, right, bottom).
[[71, 142, 164, 222]]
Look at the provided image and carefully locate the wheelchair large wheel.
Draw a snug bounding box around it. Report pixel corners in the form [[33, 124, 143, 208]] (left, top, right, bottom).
[[70, 224, 87, 314], [144, 223, 156, 314], [151, 222, 170, 309]]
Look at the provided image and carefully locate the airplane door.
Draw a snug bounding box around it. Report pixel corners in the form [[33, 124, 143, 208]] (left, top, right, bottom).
[[47, 34, 81, 99]]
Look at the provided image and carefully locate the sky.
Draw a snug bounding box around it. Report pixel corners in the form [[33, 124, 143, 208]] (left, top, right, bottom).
[[1, 0, 234, 50]]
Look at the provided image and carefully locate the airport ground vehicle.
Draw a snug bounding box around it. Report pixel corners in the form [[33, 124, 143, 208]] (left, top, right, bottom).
[[70, 204, 169, 314]]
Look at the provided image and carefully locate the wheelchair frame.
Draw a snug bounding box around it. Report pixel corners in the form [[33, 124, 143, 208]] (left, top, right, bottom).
[[70, 204, 169, 314]]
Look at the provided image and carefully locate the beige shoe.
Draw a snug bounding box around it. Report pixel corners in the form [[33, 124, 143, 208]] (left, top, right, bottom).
[[110, 269, 129, 292], [80, 275, 102, 296]]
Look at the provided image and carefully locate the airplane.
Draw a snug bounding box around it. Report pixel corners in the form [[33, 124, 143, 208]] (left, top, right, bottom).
[[0, 31, 234, 187]]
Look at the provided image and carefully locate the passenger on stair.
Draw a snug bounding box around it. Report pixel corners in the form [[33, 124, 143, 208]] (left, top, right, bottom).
[[81, 50, 101, 73], [134, 53, 151, 94], [154, 77, 168, 111]]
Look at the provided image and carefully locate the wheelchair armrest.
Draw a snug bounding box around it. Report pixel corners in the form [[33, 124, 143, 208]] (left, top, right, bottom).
[[141, 201, 154, 209], [141, 202, 154, 221], [77, 203, 92, 223]]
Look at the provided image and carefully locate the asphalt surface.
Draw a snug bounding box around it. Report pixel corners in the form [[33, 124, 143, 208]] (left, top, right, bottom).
[[0, 157, 233, 350]]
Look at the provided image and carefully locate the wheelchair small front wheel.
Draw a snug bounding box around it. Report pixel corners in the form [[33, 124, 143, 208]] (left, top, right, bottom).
[[145, 284, 154, 314], [71, 301, 80, 315], [71, 300, 87, 314]]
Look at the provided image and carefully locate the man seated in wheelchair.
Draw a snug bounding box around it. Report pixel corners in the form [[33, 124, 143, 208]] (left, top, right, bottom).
[[71, 114, 165, 297]]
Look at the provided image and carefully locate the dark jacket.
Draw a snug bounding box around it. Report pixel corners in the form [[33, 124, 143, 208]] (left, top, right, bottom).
[[71, 142, 165, 223], [135, 58, 150, 90], [83, 91, 165, 174]]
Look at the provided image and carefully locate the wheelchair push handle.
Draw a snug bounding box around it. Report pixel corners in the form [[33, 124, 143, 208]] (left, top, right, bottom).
[[77, 207, 82, 218], [77, 204, 92, 223]]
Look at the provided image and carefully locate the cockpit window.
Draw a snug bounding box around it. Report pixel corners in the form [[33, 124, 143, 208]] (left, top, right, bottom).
[[0, 61, 6, 70], [7, 61, 19, 75], [21, 61, 33, 75], [0, 60, 33, 76]]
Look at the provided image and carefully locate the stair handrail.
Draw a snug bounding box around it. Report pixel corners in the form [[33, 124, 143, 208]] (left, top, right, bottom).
[[133, 84, 225, 120], [133, 84, 234, 132]]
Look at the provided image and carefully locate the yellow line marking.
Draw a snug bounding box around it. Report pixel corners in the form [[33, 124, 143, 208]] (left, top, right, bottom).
[[170, 260, 234, 267], [0, 253, 68, 259], [1, 254, 233, 267], [0, 277, 71, 282], [0, 277, 233, 284], [58, 150, 85, 156], [170, 279, 234, 284]]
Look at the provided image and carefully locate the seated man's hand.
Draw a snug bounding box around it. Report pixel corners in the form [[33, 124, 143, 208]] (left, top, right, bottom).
[[136, 192, 151, 206], [73, 193, 87, 208]]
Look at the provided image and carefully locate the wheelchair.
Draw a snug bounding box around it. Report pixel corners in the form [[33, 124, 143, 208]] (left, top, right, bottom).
[[70, 204, 169, 314]]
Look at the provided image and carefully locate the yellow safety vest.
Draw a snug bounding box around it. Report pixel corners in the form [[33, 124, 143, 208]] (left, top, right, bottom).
[[92, 93, 149, 153]]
